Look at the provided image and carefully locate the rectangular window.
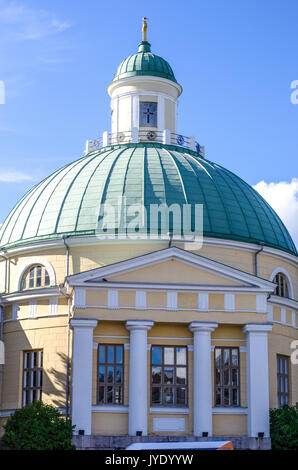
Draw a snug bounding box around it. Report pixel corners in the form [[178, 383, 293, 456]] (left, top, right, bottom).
[[140, 102, 157, 127], [214, 347, 240, 407], [277, 355, 290, 408], [23, 350, 43, 406], [97, 344, 124, 405], [151, 346, 188, 406]]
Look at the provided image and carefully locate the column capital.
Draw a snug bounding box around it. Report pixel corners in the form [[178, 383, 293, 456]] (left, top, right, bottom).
[[189, 321, 218, 333], [70, 318, 98, 329], [126, 320, 154, 332], [243, 323, 273, 334]]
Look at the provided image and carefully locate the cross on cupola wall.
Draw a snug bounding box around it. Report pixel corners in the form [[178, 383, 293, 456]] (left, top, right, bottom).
[[144, 106, 154, 124]]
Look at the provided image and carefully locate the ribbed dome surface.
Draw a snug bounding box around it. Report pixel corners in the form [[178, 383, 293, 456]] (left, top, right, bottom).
[[0, 143, 296, 255], [113, 41, 177, 83]]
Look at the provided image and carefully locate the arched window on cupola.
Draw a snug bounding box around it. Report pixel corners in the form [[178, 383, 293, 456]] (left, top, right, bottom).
[[21, 265, 51, 291], [273, 272, 290, 298]]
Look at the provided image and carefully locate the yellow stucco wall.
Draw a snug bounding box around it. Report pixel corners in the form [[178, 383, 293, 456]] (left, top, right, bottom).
[[213, 415, 247, 436]]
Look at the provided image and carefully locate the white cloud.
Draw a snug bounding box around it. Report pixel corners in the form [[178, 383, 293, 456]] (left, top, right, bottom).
[[0, 171, 34, 182], [253, 178, 298, 248], [0, 1, 71, 41]]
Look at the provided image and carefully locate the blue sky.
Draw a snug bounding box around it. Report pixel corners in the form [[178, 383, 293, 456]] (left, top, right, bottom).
[[0, 0, 297, 243]]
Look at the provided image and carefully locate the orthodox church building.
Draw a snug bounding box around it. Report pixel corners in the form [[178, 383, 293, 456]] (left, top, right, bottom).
[[0, 20, 297, 449]]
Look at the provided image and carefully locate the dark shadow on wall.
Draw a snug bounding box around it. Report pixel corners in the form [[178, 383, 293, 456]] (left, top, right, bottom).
[[45, 352, 71, 413]]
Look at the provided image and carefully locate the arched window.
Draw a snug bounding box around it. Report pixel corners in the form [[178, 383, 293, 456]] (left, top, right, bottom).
[[273, 273, 289, 298], [21, 265, 50, 290]]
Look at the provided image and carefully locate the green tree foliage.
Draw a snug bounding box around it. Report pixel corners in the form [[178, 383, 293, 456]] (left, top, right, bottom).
[[270, 404, 298, 450], [1, 401, 75, 450]]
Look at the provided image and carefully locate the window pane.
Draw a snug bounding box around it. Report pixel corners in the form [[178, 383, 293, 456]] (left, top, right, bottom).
[[107, 366, 114, 382], [107, 386, 113, 404], [232, 389, 239, 406], [114, 386, 122, 404], [176, 347, 186, 365], [99, 346, 105, 363], [215, 368, 221, 386], [152, 387, 161, 404], [176, 367, 186, 385], [152, 366, 161, 384], [32, 371, 37, 387], [98, 386, 104, 403], [224, 349, 230, 366], [215, 388, 221, 406], [215, 349, 221, 366], [44, 270, 50, 286], [36, 266, 42, 287], [284, 359, 288, 374], [232, 349, 238, 366], [115, 365, 122, 383], [164, 387, 173, 404], [223, 369, 230, 386], [164, 367, 174, 384], [107, 346, 114, 363], [152, 347, 162, 365], [116, 346, 123, 364], [33, 351, 37, 367], [176, 387, 186, 405], [223, 388, 230, 406], [24, 352, 30, 369], [39, 351, 43, 368], [29, 269, 34, 288], [98, 365, 105, 382], [232, 368, 238, 387], [164, 347, 174, 365]]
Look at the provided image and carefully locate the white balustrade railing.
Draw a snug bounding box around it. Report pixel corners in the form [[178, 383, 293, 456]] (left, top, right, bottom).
[[85, 129, 205, 157]]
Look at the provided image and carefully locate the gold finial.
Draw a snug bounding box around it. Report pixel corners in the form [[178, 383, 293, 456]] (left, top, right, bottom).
[[142, 17, 148, 42]]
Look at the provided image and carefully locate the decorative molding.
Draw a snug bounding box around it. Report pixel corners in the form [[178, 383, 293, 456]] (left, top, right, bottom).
[[153, 417, 185, 432], [281, 308, 286, 324], [29, 300, 37, 318], [135, 290, 146, 309], [167, 291, 177, 310], [150, 407, 189, 415], [267, 304, 273, 322], [73, 288, 86, 309], [49, 297, 58, 316], [198, 292, 209, 310], [224, 294, 235, 312], [256, 294, 267, 313], [212, 407, 248, 415], [108, 289, 118, 309], [92, 405, 128, 414]]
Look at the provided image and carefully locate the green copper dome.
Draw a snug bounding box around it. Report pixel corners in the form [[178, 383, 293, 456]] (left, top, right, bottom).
[[113, 41, 177, 83], [0, 143, 296, 255]]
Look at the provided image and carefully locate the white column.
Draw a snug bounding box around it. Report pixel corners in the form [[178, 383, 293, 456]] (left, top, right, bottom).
[[70, 318, 98, 435], [243, 323, 272, 437], [189, 321, 218, 437], [126, 320, 154, 436], [131, 94, 140, 130], [163, 129, 171, 144], [102, 131, 110, 147], [157, 95, 165, 133]]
